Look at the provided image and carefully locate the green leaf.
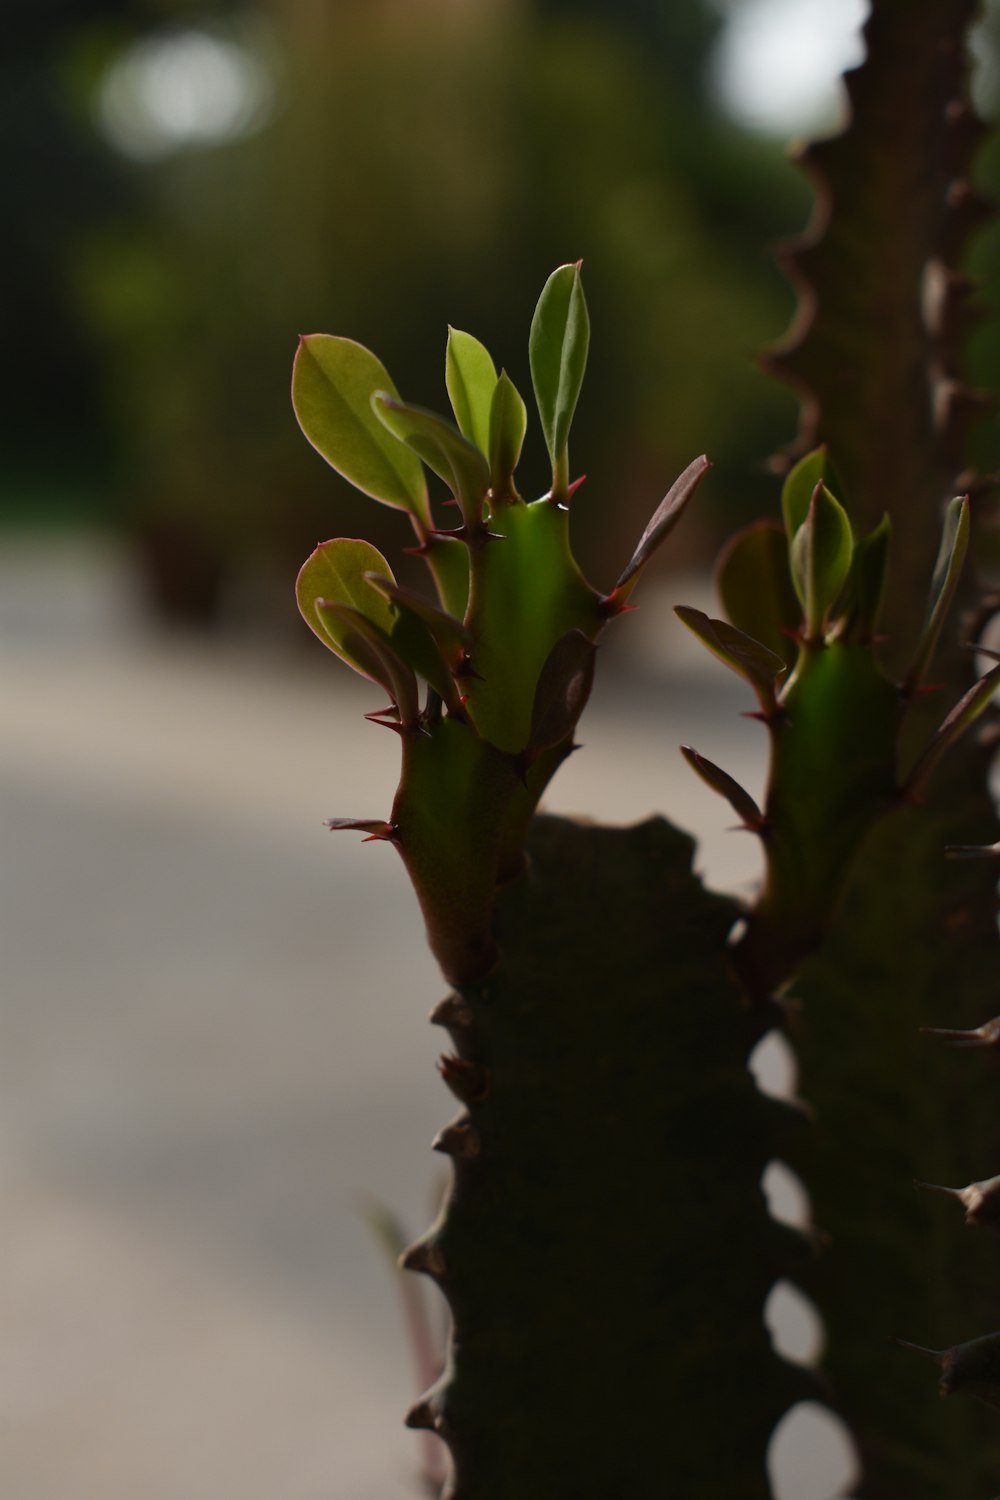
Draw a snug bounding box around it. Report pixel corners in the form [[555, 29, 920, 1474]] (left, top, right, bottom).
[[905, 495, 970, 691], [674, 605, 787, 711], [364, 572, 469, 715], [781, 446, 830, 540], [488, 371, 527, 503], [364, 573, 472, 665], [296, 538, 398, 665], [790, 483, 853, 639], [716, 519, 801, 667], [292, 336, 429, 525], [446, 328, 498, 456], [317, 602, 421, 730], [524, 630, 596, 761], [840, 513, 891, 645], [613, 455, 710, 600], [680, 746, 765, 830], [372, 394, 490, 532], [529, 262, 590, 497]]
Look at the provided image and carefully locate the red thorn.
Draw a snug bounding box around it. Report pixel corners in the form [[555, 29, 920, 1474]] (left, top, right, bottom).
[[597, 588, 639, 620], [401, 541, 430, 557], [564, 473, 588, 502]]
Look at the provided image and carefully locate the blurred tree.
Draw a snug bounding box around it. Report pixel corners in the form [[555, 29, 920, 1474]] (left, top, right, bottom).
[[49, 0, 808, 620]]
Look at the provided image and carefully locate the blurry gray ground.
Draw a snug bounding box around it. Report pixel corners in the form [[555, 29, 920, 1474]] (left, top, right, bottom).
[[0, 534, 853, 1498]]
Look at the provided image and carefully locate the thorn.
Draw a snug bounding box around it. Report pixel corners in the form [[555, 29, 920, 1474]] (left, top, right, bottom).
[[323, 818, 397, 843], [438, 1054, 490, 1104], [897, 1338, 945, 1365], [364, 712, 407, 736], [945, 841, 1000, 861], [597, 588, 639, 620], [453, 653, 484, 682], [404, 1398, 437, 1432], [917, 1174, 1000, 1229], [401, 541, 430, 557], [400, 1239, 447, 1278], [429, 995, 475, 1029], [914, 1179, 964, 1202], [563, 473, 587, 502], [922, 1016, 1000, 1047], [432, 1120, 481, 1159]]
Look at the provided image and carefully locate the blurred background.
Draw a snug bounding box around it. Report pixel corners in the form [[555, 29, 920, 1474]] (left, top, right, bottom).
[[2, 1, 999, 1496]]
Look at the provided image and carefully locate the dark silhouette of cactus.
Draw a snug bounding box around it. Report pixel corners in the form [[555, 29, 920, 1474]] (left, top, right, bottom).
[[291, 2, 1000, 1493]]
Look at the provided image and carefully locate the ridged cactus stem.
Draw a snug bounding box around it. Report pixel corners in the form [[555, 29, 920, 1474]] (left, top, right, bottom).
[[406, 816, 813, 1498]]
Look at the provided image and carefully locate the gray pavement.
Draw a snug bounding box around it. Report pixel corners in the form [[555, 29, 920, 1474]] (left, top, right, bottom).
[[0, 534, 854, 1498]]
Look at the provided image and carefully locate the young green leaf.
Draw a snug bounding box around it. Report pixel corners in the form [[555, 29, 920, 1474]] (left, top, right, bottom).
[[293, 336, 429, 524], [790, 483, 853, 639], [529, 262, 590, 498], [372, 394, 490, 532], [674, 605, 787, 711], [781, 445, 830, 540], [364, 572, 469, 715], [716, 519, 801, 666], [488, 371, 527, 503], [296, 539, 398, 661], [680, 746, 765, 830], [446, 328, 498, 457], [840, 513, 891, 644], [905, 495, 970, 691], [524, 630, 596, 762], [316, 601, 421, 730], [613, 455, 710, 600], [364, 573, 472, 666]]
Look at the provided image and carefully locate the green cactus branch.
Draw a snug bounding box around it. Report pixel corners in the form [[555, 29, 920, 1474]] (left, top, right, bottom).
[[293, 264, 708, 983], [291, 4, 1000, 1492], [406, 815, 814, 1499]]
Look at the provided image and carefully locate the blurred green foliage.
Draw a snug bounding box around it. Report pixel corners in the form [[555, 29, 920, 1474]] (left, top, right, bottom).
[[7, 0, 812, 621]]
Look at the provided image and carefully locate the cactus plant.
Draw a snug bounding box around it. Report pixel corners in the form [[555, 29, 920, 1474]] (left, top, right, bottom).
[[292, 1, 1000, 1494]]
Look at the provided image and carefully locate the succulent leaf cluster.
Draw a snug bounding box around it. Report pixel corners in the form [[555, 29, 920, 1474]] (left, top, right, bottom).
[[292, 264, 708, 983], [677, 447, 997, 998]]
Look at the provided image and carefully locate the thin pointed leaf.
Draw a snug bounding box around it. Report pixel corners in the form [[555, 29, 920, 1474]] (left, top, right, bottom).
[[488, 370, 527, 502], [680, 746, 764, 829], [781, 446, 829, 540], [296, 539, 398, 667], [716, 519, 801, 666], [905, 495, 970, 690], [790, 482, 853, 638], [613, 456, 710, 599], [674, 605, 787, 709], [317, 601, 421, 730], [373, 394, 490, 531], [292, 336, 429, 524], [445, 328, 497, 456], [904, 660, 1000, 799], [364, 573, 468, 714], [525, 630, 596, 759], [841, 513, 891, 644], [529, 262, 590, 496], [364, 573, 472, 663]]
